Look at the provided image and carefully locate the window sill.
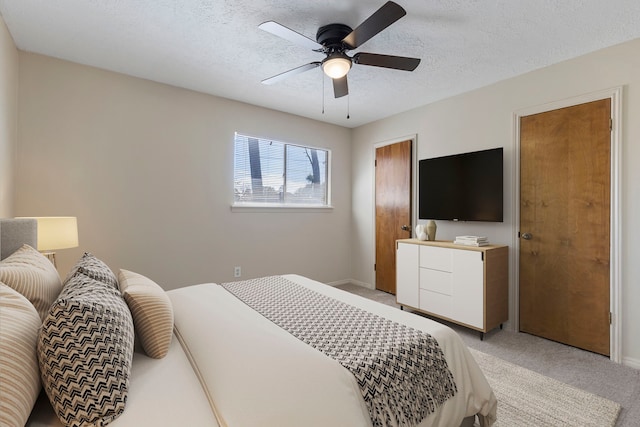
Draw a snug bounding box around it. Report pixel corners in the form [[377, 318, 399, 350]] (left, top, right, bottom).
[[231, 203, 334, 213]]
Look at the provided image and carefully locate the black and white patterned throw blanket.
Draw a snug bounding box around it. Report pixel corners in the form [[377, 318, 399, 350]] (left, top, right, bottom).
[[222, 276, 457, 427]]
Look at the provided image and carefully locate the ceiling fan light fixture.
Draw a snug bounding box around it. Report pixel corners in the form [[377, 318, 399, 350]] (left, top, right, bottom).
[[322, 54, 352, 79]]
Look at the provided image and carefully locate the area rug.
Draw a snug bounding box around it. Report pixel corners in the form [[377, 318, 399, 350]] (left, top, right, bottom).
[[469, 348, 621, 427]]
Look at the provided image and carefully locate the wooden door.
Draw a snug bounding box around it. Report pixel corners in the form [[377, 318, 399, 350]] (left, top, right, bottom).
[[519, 99, 611, 356], [375, 140, 412, 294]]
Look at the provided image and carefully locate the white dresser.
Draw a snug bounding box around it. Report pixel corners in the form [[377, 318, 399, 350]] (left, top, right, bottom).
[[396, 239, 508, 338]]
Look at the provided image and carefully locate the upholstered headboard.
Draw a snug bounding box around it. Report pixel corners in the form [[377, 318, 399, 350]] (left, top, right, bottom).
[[0, 218, 37, 260]]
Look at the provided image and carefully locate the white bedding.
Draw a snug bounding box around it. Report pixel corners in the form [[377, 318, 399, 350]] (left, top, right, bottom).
[[26, 337, 220, 427], [25, 274, 496, 427], [168, 274, 497, 427]]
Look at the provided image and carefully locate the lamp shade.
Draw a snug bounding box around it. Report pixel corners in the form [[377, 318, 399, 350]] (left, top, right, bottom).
[[322, 54, 352, 79], [29, 217, 79, 251]]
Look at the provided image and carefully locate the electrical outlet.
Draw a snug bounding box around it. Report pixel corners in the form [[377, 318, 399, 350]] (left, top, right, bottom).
[[234, 266, 241, 278]]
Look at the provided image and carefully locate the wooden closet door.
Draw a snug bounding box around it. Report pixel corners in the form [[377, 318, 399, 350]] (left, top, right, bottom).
[[375, 140, 412, 294], [519, 99, 611, 356]]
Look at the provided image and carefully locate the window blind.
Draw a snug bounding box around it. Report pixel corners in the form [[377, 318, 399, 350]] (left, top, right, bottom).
[[234, 133, 329, 206]]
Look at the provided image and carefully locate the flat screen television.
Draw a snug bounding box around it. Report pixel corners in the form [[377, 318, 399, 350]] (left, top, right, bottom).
[[418, 147, 503, 222]]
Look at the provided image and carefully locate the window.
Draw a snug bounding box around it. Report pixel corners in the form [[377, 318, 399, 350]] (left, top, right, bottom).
[[233, 133, 330, 207]]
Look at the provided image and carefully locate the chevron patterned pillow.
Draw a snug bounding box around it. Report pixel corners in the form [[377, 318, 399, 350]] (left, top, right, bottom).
[[63, 252, 118, 289], [38, 273, 134, 427]]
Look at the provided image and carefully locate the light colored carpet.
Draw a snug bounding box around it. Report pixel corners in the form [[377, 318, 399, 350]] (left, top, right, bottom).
[[334, 283, 637, 426], [470, 348, 621, 427]]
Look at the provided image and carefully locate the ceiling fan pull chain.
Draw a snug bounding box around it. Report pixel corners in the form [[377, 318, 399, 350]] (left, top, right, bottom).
[[347, 94, 350, 119], [322, 73, 325, 114]]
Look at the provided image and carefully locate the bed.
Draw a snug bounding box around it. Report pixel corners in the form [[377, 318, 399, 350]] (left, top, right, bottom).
[[0, 218, 497, 427]]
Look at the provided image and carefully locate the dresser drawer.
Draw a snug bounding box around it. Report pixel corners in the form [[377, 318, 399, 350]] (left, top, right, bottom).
[[419, 289, 452, 318], [419, 268, 452, 295], [419, 246, 453, 272]]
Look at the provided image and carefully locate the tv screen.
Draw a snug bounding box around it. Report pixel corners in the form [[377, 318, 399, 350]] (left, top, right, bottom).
[[419, 147, 503, 222]]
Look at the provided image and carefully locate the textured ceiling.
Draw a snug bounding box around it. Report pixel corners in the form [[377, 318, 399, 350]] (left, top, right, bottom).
[[1, 0, 640, 128]]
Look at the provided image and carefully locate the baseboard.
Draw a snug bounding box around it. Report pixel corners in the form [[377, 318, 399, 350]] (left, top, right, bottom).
[[326, 279, 375, 290], [325, 279, 350, 287], [622, 356, 640, 370]]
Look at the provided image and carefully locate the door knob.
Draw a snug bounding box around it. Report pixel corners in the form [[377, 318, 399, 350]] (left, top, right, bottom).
[[401, 225, 411, 232], [521, 232, 532, 240]]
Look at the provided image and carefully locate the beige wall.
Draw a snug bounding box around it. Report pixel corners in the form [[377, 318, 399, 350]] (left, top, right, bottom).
[[351, 38, 640, 367], [16, 53, 352, 289], [0, 16, 18, 217]]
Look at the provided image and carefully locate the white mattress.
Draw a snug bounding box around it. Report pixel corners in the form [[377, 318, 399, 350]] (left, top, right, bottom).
[[168, 274, 497, 427], [26, 336, 220, 427]]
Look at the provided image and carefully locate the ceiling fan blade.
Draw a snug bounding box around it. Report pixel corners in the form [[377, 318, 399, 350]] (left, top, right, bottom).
[[259, 21, 323, 51], [262, 62, 321, 85], [353, 52, 420, 71], [342, 1, 406, 49], [333, 76, 349, 98]]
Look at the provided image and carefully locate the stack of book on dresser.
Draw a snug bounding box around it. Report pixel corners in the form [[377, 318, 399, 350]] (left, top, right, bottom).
[[454, 236, 489, 247]]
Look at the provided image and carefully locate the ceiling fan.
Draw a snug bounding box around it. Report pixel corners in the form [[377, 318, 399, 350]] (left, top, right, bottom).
[[259, 1, 421, 98]]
